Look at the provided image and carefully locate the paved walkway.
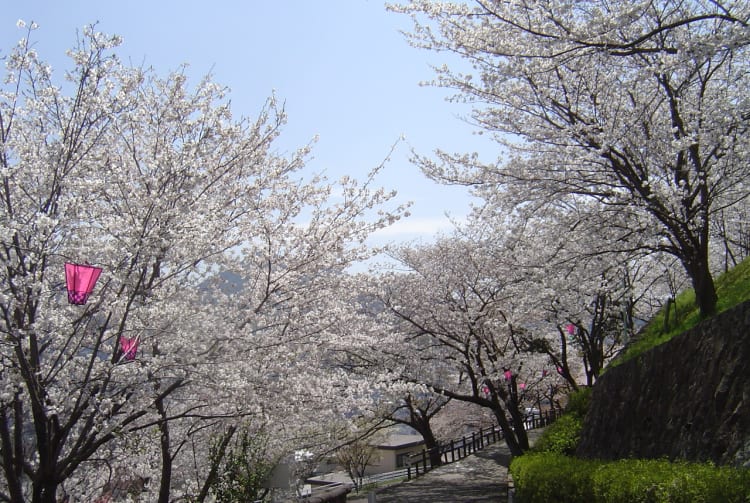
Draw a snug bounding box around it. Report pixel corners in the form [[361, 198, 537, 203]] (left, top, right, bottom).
[[348, 430, 543, 503]]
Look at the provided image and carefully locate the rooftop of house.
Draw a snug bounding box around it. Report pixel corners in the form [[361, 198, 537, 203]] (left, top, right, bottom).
[[373, 434, 425, 450]]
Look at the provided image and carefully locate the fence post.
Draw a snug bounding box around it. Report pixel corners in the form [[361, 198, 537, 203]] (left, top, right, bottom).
[[471, 432, 476, 453], [450, 440, 455, 463], [422, 449, 428, 472], [462, 436, 467, 458], [407, 465, 411, 480]]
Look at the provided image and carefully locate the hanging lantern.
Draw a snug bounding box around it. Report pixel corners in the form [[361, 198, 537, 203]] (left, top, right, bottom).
[[64, 262, 103, 305], [120, 336, 139, 361], [504, 370, 512, 381], [566, 323, 576, 335]]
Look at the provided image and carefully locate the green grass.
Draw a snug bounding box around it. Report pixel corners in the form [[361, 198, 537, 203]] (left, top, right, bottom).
[[511, 454, 750, 503], [610, 256, 750, 369]]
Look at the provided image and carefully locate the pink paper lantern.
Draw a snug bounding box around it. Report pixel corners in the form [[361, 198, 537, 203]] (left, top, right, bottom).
[[566, 323, 576, 335], [520, 382, 527, 390], [64, 262, 102, 305], [120, 336, 139, 361], [504, 370, 512, 381]]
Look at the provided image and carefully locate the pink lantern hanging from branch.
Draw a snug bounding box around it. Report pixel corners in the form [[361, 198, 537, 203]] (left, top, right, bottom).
[[64, 262, 103, 305], [119, 336, 139, 361]]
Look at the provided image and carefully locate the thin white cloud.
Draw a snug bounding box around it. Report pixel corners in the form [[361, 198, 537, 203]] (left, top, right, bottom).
[[371, 216, 461, 238]]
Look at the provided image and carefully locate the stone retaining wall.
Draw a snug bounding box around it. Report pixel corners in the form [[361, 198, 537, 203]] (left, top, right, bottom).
[[576, 301, 750, 467]]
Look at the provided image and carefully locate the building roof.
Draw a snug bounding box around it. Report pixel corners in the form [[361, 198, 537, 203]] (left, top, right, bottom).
[[373, 434, 425, 450]]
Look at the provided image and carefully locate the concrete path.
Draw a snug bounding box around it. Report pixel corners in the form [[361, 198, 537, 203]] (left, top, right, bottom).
[[348, 430, 543, 503]]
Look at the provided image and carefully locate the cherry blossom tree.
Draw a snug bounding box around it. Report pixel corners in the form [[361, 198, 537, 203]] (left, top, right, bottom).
[[322, 274, 454, 469], [713, 198, 750, 271], [491, 205, 645, 387], [390, 0, 750, 317], [0, 25, 406, 502], [360, 236, 562, 456], [382, 392, 449, 467]]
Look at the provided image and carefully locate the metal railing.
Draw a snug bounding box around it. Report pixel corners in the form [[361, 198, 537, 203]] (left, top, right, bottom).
[[360, 468, 410, 486], [405, 408, 562, 480]]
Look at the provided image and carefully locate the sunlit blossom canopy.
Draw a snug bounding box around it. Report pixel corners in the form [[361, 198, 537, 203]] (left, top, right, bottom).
[[64, 262, 103, 305]]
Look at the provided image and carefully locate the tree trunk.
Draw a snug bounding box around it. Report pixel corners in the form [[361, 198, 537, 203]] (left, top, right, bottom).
[[156, 398, 172, 503], [33, 473, 58, 503], [492, 409, 525, 456], [410, 413, 442, 467], [0, 403, 25, 503], [421, 430, 442, 468], [685, 256, 718, 318], [196, 425, 237, 503]]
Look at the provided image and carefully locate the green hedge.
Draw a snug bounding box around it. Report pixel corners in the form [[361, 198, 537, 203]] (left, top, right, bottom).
[[530, 387, 589, 455], [511, 453, 750, 503], [511, 453, 595, 502], [530, 414, 582, 455]]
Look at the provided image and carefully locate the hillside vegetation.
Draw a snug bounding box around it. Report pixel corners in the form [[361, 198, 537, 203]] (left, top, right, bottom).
[[611, 256, 750, 369], [511, 257, 750, 502]]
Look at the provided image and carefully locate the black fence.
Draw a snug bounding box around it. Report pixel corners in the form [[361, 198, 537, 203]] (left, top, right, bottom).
[[405, 408, 562, 480]]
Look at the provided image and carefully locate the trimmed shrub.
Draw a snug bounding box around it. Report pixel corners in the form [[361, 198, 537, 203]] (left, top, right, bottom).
[[511, 453, 595, 503], [530, 387, 589, 455], [531, 414, 583, 455]]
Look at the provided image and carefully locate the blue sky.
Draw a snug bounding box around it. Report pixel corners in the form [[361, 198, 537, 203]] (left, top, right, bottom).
[[2, 1, 495, 245]]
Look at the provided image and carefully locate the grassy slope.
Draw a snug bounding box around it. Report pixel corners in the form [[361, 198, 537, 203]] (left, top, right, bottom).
[[610, 256, 750, 369]]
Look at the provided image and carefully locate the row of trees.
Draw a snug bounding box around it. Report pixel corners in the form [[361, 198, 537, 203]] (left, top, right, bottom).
[[2, 0, 748, 499], [330, 0, 750, 469], [390, 0, 750, 318]]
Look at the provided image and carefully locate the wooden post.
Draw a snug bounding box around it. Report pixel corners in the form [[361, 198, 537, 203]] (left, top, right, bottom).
[[451, 440, 455, 463]]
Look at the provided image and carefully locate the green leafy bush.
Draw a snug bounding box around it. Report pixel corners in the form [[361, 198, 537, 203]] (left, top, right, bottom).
[[591, 459, 750, 503], [510, 454, 750, 503], [531, 414, 583, 455], [511, 453, 595, 502], [531, 388, 589, 455], [564, 387, 592, 418]]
